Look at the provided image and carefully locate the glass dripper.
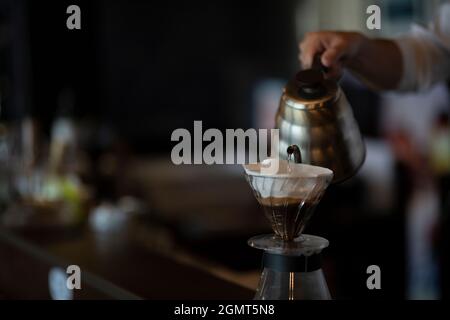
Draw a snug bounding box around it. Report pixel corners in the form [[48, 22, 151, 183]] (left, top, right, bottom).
[[243, 158, 333, 243], [243, 158, 334, 300]]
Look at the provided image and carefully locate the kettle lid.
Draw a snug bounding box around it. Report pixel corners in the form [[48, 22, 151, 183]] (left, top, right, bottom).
[[284, 69, 338, 108]]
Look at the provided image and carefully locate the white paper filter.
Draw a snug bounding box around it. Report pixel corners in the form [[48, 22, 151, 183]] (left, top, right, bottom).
[[243, 159, 333, 199]]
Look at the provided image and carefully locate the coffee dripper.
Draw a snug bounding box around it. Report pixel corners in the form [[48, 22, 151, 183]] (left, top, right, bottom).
[[243, 150, 333, 300]]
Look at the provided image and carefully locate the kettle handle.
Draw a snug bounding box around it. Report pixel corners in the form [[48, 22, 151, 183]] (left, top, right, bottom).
[[312, 54, 330, 74]]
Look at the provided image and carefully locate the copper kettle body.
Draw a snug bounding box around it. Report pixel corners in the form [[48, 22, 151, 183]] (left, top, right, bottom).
[[275, 69, 366, 183]]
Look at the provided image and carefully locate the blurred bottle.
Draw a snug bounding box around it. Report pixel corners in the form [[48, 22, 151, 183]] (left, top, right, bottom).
[[2, 88, 88, 228], [429, 113, 450, 177], [43, 88, 86, 225], [0, 119, 10, 212], [429, 112, 450, 299]]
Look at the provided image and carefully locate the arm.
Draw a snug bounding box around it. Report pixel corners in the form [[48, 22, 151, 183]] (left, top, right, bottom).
[[349, 37, 404, 90], [299, 4, 450, 92]]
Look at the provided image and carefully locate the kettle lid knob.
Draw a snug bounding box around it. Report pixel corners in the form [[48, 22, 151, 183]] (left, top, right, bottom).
[[295, 69, 325, 98]]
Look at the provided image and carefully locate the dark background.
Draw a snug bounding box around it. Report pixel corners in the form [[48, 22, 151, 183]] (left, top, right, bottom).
[[2, 0, 299, 151]]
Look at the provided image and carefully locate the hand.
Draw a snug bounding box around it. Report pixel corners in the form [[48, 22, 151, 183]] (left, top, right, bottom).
[[298, 31, 368, 79]]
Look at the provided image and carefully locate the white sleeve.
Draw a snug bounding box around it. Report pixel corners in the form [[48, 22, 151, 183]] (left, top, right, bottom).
[[394, 3, 450, 92]]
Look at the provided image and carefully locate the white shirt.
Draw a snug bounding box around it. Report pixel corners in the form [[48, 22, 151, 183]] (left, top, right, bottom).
[[395, 3, 450, 92]]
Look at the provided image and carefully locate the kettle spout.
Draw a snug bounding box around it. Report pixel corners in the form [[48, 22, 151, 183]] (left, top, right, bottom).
[[287, 145, 302, 164]]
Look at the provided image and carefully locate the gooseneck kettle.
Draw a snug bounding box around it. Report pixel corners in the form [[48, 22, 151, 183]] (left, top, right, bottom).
[[275, 58, 366, 183]]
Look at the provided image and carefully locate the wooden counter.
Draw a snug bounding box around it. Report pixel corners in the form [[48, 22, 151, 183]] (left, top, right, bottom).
[[0, 226, 253, 299]]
